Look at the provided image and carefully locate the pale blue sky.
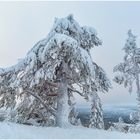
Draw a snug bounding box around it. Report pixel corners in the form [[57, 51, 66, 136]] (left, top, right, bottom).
[[0, 1, 140, 105]]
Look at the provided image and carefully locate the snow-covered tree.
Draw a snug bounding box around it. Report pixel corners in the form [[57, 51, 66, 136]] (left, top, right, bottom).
[[89, 63, 110, 129], [128, 124, 140, 133], [109, 117, 128, 133], [118, 117, 124, 123], [113, 30, 140, 121], [89, 92, 104, 129], [0, 14, 110, 128]]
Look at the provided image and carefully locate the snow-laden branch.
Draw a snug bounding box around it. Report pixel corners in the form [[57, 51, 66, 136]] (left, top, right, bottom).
[[68, 86, 83, 96], [45, 81, 58, 87], [23, 90, 56, 116]]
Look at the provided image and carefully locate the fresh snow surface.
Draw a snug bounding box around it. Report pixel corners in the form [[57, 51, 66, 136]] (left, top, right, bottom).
[[0, 122, 140, 139]]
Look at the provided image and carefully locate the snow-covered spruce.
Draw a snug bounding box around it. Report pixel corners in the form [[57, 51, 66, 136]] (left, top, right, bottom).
[[109, 117, 128, 133], [0, 14, 110, 128], [113, 30, 140, 122], [89, 92, 104, 129]]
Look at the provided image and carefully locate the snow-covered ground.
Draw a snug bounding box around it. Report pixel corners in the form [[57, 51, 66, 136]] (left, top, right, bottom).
[[0, 105, 139, 139], [0, 121, 140, 139]]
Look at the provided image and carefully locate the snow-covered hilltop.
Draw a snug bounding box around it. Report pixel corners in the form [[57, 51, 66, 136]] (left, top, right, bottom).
[[0, 14, 111, 128]]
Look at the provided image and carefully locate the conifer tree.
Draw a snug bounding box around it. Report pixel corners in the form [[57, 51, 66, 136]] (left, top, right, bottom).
[[114, 30, 140, 121], [0, 14, 110, 128]]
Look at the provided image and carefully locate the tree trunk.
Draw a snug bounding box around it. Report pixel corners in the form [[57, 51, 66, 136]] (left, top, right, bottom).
[[56, 61, 71, 127], [136, 74, 140, 114]]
